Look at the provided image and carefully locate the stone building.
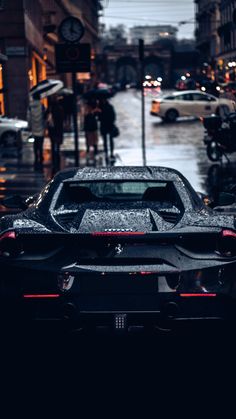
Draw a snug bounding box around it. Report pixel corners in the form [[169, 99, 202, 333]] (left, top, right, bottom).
[[0, 0, 102, 119], [217, 0, 236, 80], [195, 0, 221, 71]]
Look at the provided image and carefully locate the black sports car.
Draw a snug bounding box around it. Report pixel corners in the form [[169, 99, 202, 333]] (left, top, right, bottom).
[[1, 166, 236, 332]]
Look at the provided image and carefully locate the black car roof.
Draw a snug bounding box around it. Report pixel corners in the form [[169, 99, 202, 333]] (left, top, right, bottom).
[[62, 166, 186, 183]]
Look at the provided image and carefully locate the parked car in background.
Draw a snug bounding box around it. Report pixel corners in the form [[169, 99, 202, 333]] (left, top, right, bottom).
[[150, 90, 236, 122], [0, 116, 29, 155]]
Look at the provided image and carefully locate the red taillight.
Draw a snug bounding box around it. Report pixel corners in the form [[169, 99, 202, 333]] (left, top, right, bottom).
[[0, 231, 16, 241], [180, 293, 216, 297], [0, 231, 17, 256], [222, 229, 236, 239], [218, 229, 236, 257], [91, 232, 145, 237], [140, 271, 153, 275], [23, 294, 60, 299]]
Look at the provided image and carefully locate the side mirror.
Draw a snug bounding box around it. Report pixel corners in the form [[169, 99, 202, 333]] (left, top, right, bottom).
[[1, 195, 28, 210]]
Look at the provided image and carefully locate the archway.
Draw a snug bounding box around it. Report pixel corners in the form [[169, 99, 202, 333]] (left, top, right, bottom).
[[143, 56, 164, 80], [115, 56, 138, 87]]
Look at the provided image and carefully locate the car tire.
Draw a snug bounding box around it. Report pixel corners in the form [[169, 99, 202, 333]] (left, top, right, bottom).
[[206, 141, 223, 162], [0, 130, 17, 148], [216, 105, 230, 117], [164, 109, 178, 123]]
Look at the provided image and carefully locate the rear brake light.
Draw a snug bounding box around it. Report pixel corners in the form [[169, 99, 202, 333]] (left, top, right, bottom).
[[0, 231, 17, 256], [222, 229, 236, 238], [140, 271, 153, 275], [218, 229, 236, 257], [23, 294, 60, 299], [0, 231, 16, 241], [180, 293, 216, 297], [91, 232, 145, 236]]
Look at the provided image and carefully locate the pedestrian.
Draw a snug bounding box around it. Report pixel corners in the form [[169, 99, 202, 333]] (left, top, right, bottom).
[[98, 96, 116, 160], [27, 92, 46, 170], [84, 101, 99, 159], [62, 94, 73, 132], [46, 95, 64, 174]]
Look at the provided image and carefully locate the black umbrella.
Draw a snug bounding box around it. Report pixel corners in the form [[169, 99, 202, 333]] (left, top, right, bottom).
[[30, 79, 64, 99], [83, 87, 112, 100], [58, 87, 73, 96]]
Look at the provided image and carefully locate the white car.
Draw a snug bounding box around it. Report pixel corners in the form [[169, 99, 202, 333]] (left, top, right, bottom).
[[150, 90, 236, 122], [0, 116, 28, 153]]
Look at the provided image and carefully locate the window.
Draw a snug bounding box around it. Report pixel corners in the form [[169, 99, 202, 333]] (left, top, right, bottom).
[[173, 95, 186, 101], [192, 93, 209, 102], [181, 93, 193, 101], [54, 180, 184, 213], [164, 95, 175, 100]]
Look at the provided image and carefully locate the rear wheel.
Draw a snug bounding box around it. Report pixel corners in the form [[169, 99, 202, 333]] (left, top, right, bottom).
[[206, 141, 223, 161], [164, 109, 178, 123]]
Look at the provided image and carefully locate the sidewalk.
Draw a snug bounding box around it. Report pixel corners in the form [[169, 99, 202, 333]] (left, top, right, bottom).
[[0, 130, 106, 215]]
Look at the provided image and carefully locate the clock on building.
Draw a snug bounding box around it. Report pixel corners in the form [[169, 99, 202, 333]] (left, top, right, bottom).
[[58, 17, 85, 43]]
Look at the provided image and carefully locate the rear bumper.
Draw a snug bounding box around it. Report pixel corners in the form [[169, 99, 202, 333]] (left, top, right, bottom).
[[1, 259, 236, 329], [16, 292, 236, 329]]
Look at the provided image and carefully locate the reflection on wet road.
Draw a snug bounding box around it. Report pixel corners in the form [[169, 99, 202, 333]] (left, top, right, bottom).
[[111, 89, 236, 194]]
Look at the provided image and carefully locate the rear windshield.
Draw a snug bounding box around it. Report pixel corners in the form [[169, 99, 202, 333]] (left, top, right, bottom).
[[54, 180, 184, 211]]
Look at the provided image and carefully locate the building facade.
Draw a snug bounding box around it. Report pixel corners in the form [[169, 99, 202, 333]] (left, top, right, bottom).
[[195, 0, 221, 71], [217, 0, 236, 81], [195, 0, 236, 82], [0, 0, 102, 119]]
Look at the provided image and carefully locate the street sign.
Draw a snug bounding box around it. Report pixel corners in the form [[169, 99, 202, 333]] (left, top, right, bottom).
[[55, 43, 91, 73]]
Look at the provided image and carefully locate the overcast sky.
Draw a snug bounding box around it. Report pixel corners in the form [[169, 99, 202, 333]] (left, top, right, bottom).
[[100, 0, 195, 39]]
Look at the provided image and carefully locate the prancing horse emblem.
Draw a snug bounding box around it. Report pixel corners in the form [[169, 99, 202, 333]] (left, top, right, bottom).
[[115, 244, 123, 254]]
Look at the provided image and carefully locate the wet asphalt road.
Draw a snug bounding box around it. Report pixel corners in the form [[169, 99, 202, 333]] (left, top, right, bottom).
[[112, 88, 220, 193]]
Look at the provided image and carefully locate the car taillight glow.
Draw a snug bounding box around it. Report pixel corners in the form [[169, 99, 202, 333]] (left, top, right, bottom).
[[0, 231, 16, 241], [218, 229, 236, 257], [0, 231, 17, 256], [180, 293, 216, 297], [140, 271, 153, 275], [222, 229, 236, 239], [91, 232, 145, 236], [23, 294, 60, 299]]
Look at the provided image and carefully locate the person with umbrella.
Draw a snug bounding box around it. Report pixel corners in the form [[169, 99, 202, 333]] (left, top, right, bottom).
[[27, 92, 46, 170], [97, 95, 116, 161], [28, 79, 64, 171], [83, 100, 99, 160]]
